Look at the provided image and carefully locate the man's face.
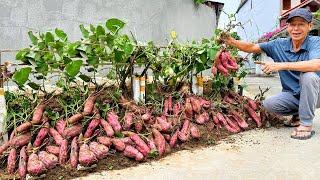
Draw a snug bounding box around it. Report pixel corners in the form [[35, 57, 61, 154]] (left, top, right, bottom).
[[287, 17, 312, 42]]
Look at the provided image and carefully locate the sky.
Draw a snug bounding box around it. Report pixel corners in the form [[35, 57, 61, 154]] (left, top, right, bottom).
[[215, 0, 242, 29]]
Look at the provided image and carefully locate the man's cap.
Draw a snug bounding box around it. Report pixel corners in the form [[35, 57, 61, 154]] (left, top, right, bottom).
[[286, 8, 313, 23]]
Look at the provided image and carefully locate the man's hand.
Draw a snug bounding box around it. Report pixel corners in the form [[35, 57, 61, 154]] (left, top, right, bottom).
[[261, 62, 282, 74]]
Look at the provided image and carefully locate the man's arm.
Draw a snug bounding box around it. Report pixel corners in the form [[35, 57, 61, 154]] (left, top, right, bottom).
[[262, 59, 320, 73], [226, 37, 262, 54]]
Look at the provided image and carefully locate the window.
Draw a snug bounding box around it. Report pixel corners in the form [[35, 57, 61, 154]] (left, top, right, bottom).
[[283, 0, 291, 10]]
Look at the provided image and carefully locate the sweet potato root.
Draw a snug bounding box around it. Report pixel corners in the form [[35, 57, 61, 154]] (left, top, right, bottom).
[[169, 129, 179, 148], [123, 145, 144, 161], [59, 139, 68, 164], [84, 119, 100, 138], [33, 122, 49, 147], [248, 99, 258, 111], [10, 132, 31, 147], [46, 145, 60, 156], [178, 119, 190, 142], [16, 121, 32, 133], [111, 138, 126, 152], [27, 153, 47, 176], [89, 142, 109, 160], [63, 124, 82, 139], [39, 151, 58, 169], [190, 97, 201, 114], [107, 111, 122, 132], [100, 119, 115, 137], [190, 123, 201, 139], [55, 119, 66, 135], [70, 137, 78, 168], [152, 128, 165, 156], [130, 134, 150, 157], [123, 112, 133, 130], [97, 136, 112, 147], [18, 146, 27, 178], [7, 148, 16, 174], [0, 141, 10, 156], [49, 128, 64, 145], [195, 112, 210, 125], [83, 94, 98, 116], [155, 116, 172, 132], [67, 113, 84, 124], [79, 144, 98, 166], [244, 104, 262, 127], [32, 103, 46, 124]]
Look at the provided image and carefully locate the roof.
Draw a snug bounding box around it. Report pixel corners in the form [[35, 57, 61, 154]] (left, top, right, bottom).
[[236, 0, 249, 13], [280, 0, 320, 18]]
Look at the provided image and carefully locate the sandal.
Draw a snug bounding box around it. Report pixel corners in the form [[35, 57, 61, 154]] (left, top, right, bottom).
[[290, 128, 315, 140]]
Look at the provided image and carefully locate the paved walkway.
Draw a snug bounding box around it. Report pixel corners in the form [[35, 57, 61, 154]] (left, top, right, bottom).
[[77, 76, 320, 180]]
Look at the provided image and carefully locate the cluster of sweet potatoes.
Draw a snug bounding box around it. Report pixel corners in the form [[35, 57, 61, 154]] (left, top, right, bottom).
[[0, 90, 265, 179], [211, 50, 238, 77]]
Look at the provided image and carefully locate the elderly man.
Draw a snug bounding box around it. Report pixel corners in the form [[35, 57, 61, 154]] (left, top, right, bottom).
[[222, 8, 320, 140]]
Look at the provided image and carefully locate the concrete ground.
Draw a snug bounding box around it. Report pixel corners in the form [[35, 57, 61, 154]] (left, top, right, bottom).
[[76, 75, 320, 180]]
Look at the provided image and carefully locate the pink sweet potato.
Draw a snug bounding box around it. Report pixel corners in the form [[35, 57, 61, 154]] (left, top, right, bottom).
[[100, 119, 115, 137], [79, 144, 98, 166], [224, 116, 241, 133], [211, 66, 218, 76], [46, 145, 60, 156], [123, 145, 144, 161], [33, 122, 49, 147], [67, 113, 84, 124], [169, 129, 179, 148], [162, 134, 171, 142], [27, 153, 47, 176], [185, 98, 193, 118], [141, 111, 152, 122], [216, 113, 228, 126], [59, 139, 68, 164], [84, 118, 100, 138], [70, 137, 78, 168], [49, 128, 64, 145], [97, 136, 112, 147], [195, 112, 210, 124], [190, 97, 201, 114], [39, 151, 58, 169], [130, 134, 150, 157], [134, 120, 143, 133], [152, 128, 165, 156], [16, 121, 32, 133], [199, 97, 211, 109], [0, 141, 10, 155], [163, 98, 169, 115], [190, 123, 201, 139], [7, 148, 16, 174], [146, 137, 157, 151], [119, 137, 134, 145], [173, 102, 182, 116], [32, 103, 46, 124], [178, 119, 191, 142], [244, 104, 262, 127], [63, 124, 82, 139], [18, 146, 27, 178], [83, 94, 98, 116], [229, 110, 248, 129], [248, 99, 258, 111], [107, 111, 122, 132], [55, 119, 66, 135], [89, 142, 109, 160], [212, 113, 221, 128], [10, 132, 31, 147], [123, 112, 134, 130], [155, 116, 172, 132], [111, 138, 126, 152]]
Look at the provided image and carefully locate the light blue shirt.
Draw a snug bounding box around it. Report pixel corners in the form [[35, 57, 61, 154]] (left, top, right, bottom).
[[259, 35, 320, 97]]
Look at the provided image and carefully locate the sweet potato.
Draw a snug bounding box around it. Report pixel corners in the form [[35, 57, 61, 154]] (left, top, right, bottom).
[[59, 139, 68, 164], [123, 112, 133, 130], [225, 116, 241, 133], [119, 137, 134, 145], [27, 153, 47, 176], [248, 99, 258, 111], [84, 119, 100, 138], [146, 137, 157, 151], [100, 119, 115, 137], [67, 113, 84, 124], [162, 134, 171, 142], [18, 146, 27, 178], [211, 66, 217, 76], [7, 148, 16, 174], [130, 134, 150, 157], [70, 137, 78, 168], [46, 145, 60, 156], [32, 103, 46, 124], [227, 56, 238, 70], [199, 97, 211, 109], [229, 110, 249, 129], [212, 114, 221, 128], [63, 124, 82, 138], [83, 94, 98, 116], [216, 113, 228, 126], [178, 119, 191, 142], [190, 97, 201, 114], [39, 151, 58, 169], [89, 142, 109, 160], [244, 104, 262, 127], [134, 120, 143, 133], [173, 102, 182, 116], [154, 116, 171, 132], [107, 111, 121, 132], [190, 123, 201, 139], [33, 122, 49, 147], [0, 141, 10, 155], [195, 112, 210, 125], [216, 64, 228, 76], [10, 132, 31, 147], [79, 144, 98, 166], [49, 128, 64, 145], [141, 111, 152, 122], [169, 129, 179, 148], [97, 136, 112, 147], [55, 119, 66, 135], [16, 121, 32, 133], [185, 98, 193, 118], [123, 145, 144, 161], [111, 138, 126, 152], [163, 98, 169, 115], [152, 128, 165, 156]]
